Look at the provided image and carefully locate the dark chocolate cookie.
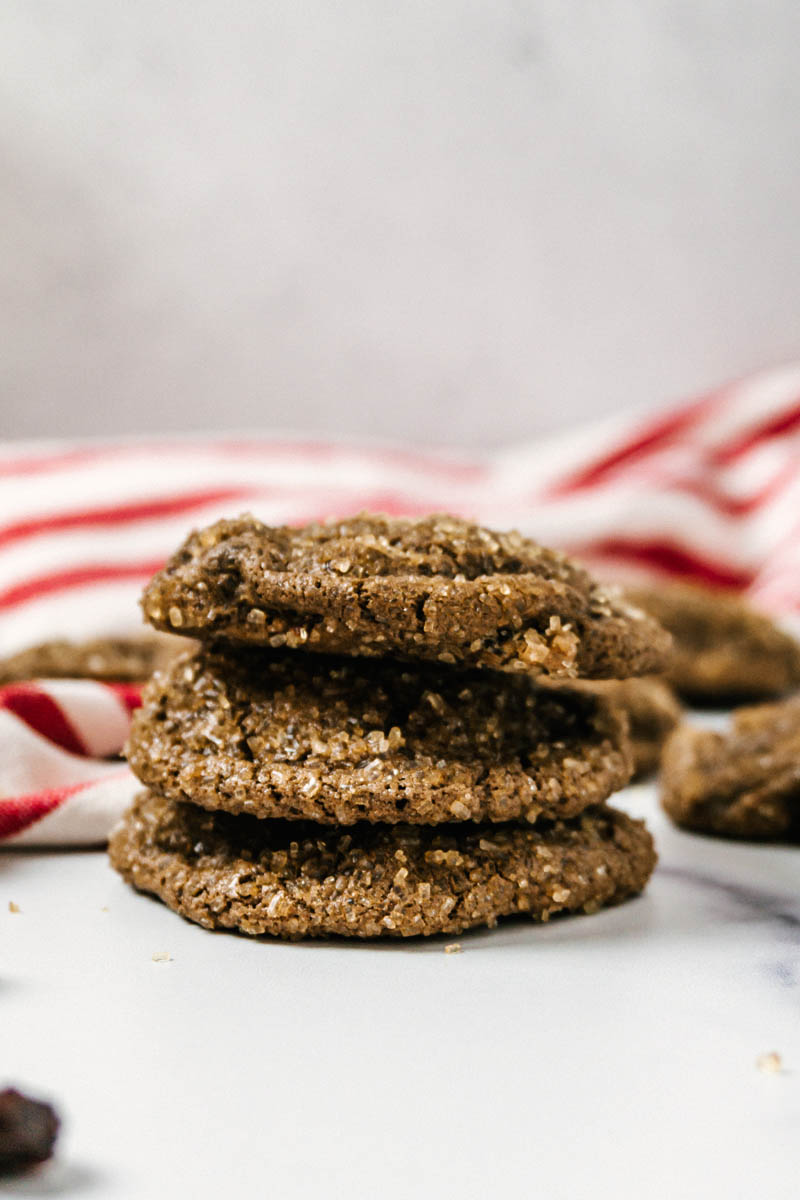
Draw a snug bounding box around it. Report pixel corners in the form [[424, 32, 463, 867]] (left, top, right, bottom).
[[142, 513, 670, 678], [109, 791, 656, 938], [628, 583, 800, 704], [661, 695, 800, 840], [126, 645, 633, 825]]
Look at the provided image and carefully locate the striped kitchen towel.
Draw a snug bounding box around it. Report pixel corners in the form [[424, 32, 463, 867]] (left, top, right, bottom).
[[2, 363, 800, 844]]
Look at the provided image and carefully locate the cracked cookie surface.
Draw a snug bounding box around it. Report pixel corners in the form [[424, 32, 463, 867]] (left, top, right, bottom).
[[142, 513, 669, 678], [109, 791, 656, 939]]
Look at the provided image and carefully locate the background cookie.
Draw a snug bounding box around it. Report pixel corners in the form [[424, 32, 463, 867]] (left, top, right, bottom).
[[661, 695, 800, 840], [127, 646, 633, 825], [142, 513, 670, 678], [0, 634, 186, 685], [628, 582, 800, 704], [109, 791, 656, 939]]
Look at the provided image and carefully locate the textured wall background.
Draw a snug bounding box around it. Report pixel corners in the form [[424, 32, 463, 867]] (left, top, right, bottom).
[[2, 2, 799, 445]]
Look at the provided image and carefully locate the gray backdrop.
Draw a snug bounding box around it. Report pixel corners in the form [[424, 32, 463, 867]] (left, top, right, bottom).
[[2, 2, 799, 445]]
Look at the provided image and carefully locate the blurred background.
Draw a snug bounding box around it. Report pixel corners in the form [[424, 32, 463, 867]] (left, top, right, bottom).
[[2, 1, 799, 446]]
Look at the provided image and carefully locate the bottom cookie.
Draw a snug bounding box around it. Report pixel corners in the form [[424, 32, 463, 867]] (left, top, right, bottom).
[[109, 792, 656, 939], [662, 696, 800, 840]]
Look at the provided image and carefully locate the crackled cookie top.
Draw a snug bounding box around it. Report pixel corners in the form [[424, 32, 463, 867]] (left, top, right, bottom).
[[628, 582, 800, 703], [0, 634, 185, 685], [127, 645, 633, 825], [109, 792, 656, 939], [141, 513, 669, 678], [661, 695, 800, 840]]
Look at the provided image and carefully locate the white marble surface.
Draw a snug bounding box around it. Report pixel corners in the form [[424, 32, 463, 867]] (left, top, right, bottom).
[[3, 2, 800, 445], [1, 782, 797, 1199]]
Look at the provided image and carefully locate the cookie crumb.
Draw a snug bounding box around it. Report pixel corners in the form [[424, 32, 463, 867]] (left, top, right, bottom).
[[756, 1051, 782, 1074], [151, 951, 171, 963], [444, 942, 462, 954], [8, 902, 20, 914]]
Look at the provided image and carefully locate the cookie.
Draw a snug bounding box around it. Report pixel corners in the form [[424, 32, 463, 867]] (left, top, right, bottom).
[[661, 695, 800, 840], [627, 583, 800, 704], [141, 513, 670, 678], [564, 677, 681, 778], [109, 791, 656, 938], [0, 634, 186, 686], [126, 645, 633, 825], [614, 677, 682, 777]]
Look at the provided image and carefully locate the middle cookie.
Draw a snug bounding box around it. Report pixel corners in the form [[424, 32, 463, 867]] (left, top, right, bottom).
[[127, 646, 633, 825]]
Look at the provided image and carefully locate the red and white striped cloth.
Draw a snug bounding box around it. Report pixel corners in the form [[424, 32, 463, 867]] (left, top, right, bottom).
[[2, 364, 800, 845]]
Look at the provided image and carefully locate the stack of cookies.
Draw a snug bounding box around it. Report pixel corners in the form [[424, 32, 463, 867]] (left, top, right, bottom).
[[110, 514, 668, 939]]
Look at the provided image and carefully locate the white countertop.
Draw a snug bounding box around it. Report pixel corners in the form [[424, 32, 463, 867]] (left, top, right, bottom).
[[1, 781, 797, 1200]]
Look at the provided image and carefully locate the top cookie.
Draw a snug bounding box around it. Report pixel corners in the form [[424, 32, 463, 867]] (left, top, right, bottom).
[[628, 582, 800, 703], [141, 513, 669, 678]]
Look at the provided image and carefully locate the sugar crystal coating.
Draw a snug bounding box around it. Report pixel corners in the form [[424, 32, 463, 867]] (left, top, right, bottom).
[[109, 792, 657, 939], [142, 513, 670, 678], [126, 645, 634, 824]]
